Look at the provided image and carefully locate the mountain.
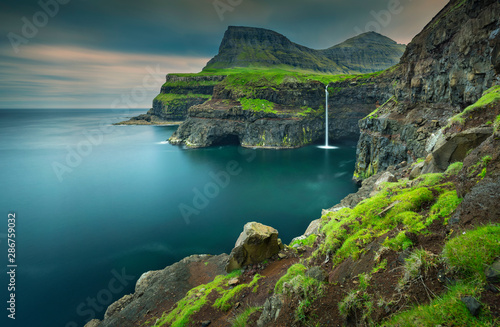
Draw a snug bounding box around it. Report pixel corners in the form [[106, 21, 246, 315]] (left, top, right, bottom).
[[203, 26, 406, 74]]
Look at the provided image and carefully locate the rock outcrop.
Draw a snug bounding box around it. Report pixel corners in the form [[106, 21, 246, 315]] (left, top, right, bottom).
[[90, 254, 228, 327], [226, 222, 283, 272], [116, 75, 225, 125], [354, 0, 500, 181]]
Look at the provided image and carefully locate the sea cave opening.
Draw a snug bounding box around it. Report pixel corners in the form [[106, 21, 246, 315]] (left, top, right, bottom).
[[213, 134, 241, 146]]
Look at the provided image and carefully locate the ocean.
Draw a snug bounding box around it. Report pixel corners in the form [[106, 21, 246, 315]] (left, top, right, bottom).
[[0, 109, 358, 326]]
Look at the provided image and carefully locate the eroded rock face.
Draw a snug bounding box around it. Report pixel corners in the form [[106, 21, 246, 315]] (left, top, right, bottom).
[[226, 222, 283, 272], [354, 0, 500, 180]]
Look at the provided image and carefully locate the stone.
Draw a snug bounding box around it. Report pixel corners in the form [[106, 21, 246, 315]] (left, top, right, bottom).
[[409, 161, 425, 180], [278, 253, 286, 259], [228, 278, 239, 286], [485, 258, 500, 283], [84, 320, 101, 327], [226, 222, 283, 273], [373, 171, 398, 192], [257, 294, 284, 327], [104, 294, 134, 319], [201, 320, 211, 327], [306, 266, 328, 283], [304, 219, 321, 236], [431, 127, 493, 171], [461, 296, 482, 317]]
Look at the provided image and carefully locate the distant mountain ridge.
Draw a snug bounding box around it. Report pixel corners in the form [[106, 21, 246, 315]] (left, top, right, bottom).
[[204, 26, 406, 74]]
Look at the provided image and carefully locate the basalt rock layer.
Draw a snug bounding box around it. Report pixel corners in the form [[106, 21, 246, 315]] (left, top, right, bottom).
[[354, 0, 500, 181]]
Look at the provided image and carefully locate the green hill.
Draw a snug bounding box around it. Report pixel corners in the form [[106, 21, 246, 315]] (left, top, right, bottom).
[[203, 26, 406, 74]]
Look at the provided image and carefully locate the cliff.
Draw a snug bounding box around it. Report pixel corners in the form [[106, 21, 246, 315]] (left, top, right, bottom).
[[115, 75, 225, 125], [169, 73, 394, 148], [91, 1, 500, 326], [118, 28, 404, 126], [204, 26, 405, 74], [354, 0, 500, 180]]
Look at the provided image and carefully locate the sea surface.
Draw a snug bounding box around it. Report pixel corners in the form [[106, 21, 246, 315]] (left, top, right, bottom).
[[0, 109, 358, 327]]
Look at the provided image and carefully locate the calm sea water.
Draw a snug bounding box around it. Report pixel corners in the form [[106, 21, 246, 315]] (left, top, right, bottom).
[[0, 109, 358, 327]]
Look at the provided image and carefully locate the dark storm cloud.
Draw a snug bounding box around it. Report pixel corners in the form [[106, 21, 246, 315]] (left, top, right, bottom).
[[0, 0, 449, 108]]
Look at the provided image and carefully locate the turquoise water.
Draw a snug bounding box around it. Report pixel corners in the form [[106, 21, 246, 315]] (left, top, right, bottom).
[[0, 109, 358, 327]]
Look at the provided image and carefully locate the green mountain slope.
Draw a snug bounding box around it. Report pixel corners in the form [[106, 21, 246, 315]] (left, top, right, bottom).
[[203, 26, 406, 74]]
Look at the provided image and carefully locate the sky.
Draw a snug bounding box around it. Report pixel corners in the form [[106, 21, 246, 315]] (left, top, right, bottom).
[[0, 0, 449, 109]]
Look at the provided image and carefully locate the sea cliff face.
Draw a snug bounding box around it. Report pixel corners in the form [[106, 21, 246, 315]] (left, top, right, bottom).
[[116, 75, 225, 125], [168, 75, 395, 148], [354, 0, 500, 180]]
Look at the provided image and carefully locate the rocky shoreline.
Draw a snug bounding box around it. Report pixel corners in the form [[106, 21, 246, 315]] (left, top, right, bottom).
[[90, 0, 500, 326]]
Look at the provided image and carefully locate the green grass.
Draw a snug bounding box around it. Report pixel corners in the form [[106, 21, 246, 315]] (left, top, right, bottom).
[[338, 272, 375, 323], [153, 270, 242, 327], [315, 172, 459, 265], [428, 190, 462, 225], [494, 114, 500, 132], [214, 274, 263, 311], [381, 283, 493, 326], [231, 306, 262, 327], [239, 97, 277, 113], [384, 231, 414, 251], [274, 263, 325, 323], [443, 224, 500, 280], [398, 249, 436, 289], [445, 162, 464, 176], [161, 79, 221, 89], [290, 234, 317, 248], [447, 85, 500, 127], [154, 93, 211, 102]]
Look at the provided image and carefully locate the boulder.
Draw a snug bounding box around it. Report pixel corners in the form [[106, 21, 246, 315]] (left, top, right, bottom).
[[431, 127, 493, 171], [409, 161, 425, 180], [226, 222, 283, 272], [486, 258, 500, 283]]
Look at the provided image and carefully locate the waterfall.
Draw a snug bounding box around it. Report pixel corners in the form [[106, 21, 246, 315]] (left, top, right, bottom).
[[318, 84, 337, 149]]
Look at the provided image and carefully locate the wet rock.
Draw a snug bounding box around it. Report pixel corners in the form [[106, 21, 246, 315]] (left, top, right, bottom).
[[461, 296, 482, 317], [257, 294, 284, 327], [485, 258, 500, 283], [226, 222, 283, 273]]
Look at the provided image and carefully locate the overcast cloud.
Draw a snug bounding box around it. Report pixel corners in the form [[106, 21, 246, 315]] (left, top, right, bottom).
[[0, 0, 449, 108]]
